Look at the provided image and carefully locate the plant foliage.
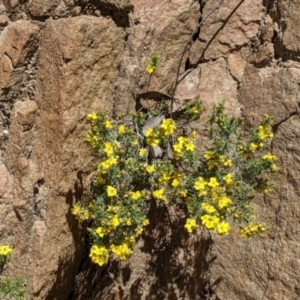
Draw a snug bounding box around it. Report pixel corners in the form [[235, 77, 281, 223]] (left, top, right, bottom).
[[72, 62, 278, 266]]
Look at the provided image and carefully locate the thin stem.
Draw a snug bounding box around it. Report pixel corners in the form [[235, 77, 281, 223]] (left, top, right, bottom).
[[171, 0, 225, 114]]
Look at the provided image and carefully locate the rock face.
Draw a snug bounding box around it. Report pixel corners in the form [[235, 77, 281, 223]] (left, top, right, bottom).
[[0, 0, 300, 299], [0, 6, 125, 300]]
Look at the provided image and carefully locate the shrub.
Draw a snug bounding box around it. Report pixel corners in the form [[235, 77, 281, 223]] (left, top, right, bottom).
[[72, 70, 278, 266]]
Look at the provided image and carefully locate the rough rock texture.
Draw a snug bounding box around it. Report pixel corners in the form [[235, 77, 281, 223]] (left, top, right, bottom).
[[1, 0, 300, 299], [0, 9, 125, 300]]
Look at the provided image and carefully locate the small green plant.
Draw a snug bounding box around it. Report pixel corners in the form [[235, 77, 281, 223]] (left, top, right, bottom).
[[146, 54, 160, 75], [72, 59, 279, 266], [0, 276, 26, 300], [0, 245, 26, 300]]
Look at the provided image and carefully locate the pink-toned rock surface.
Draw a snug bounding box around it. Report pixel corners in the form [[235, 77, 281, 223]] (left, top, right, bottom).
[[279, 0, 300, 52], [0, 13, 124, 300], [27, 0, 60, 17], [212, 63, 300, 300], [114, 0, 199, 115], [3, 0, 20, 12], [0, 14, 9, 26], [1, 0, 300, 299]]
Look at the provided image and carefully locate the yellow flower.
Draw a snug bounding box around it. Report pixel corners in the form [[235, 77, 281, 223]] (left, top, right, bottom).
[[106, 205, 119, 213], [146, 136, 160, 147], [219, 155, 225, 163], [145, 128, 160, 146], [131, 139, 138, 146], [71, 204, 90, 221], [191, 130, 198, 138], [201, 203, 216, 214], [145, 164, 155, 173], [86, 131, 99, 146], [218, 196, 232, 209], [207, 177, 219, 188], [258, 224, 267, 232], [146, 64, 156, 74], [177, 189, 188, 198], [198, 190, 207, 196], [130, 191, 142, 200], [238, 222, 267, 238], [159, 172, 171, 184], [211, 190, 221, 202], [135, 227, 144, 237], [223, 173, 233, 185], [95, 227, 106, 238], [171, 178, 180, 187], [107, 186, 117, 197], [234, 212, 241, 219], [216, 221, 230, 235], [106, 156, 119, 167], [271, 164, 279, 172], [108, 156, 118, 165], [145, 128, 153, 137], [125, 219, 132, 226], [189, 106, 199, 114], [223, 159, 232, 167], [71, 204, 81, 216], [111, 216, 120, 228], [124, 236, 135, 245], [153, 188, 166, 201], [258, 126, 267, 140], [201, 214, 220, 229], [139, 148, 148, 157], [262, 153, 277, 162], [143, 218, 150, 226], [98, 156, 118, 173], [160, 118, 176, 136], [185, 141, 196, 152], [249, 143, 258, 152], [184, 218, 198, 233], [177, 136, 188, 144], [118, 124, 126, 133], [0, 245, 12, 256], [86, 112, 98, 122], [173, 143, 183, 153], [104, 142, 114, 155], [204, 151, 214, 160], [194, 177, 207, 190], [89, 245, 109, 266], [257, 125, 273, 140], [104, 120, 113, 129]]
